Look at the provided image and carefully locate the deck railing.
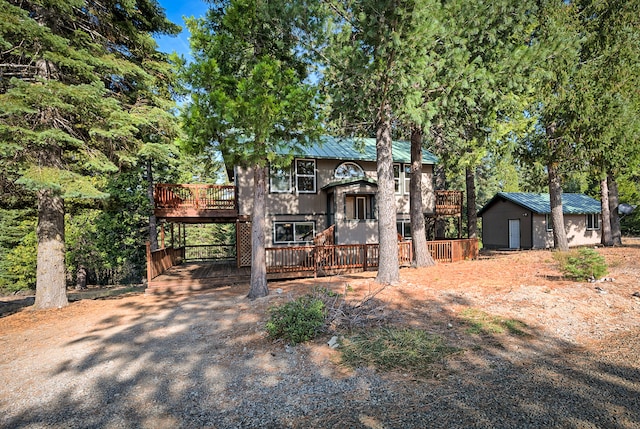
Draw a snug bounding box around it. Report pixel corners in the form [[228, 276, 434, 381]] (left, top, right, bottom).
[[435, 190, 463, 216], [146, 243, 185, 280], [147, 239, 478, 283], [266, 241, 414, 275], [427, 238, 478, 262], [154, 184, 237, 211], [184, 244, 235, 261]]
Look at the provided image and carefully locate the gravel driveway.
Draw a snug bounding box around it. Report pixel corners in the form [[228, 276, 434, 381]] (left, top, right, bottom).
[[1, 247, 639, 428]]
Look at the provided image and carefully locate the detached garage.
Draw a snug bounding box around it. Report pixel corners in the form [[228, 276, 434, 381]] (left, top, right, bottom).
[[479, 192, 602, 250]]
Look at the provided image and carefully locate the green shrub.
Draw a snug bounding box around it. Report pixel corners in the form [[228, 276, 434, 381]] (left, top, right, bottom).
[[555, 248, 608, 281], [265, 295, 326, 344], [340, 327, 459, 377]]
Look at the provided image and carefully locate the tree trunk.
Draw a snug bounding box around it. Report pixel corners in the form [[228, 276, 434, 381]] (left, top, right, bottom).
[[248, 164, 268, 299], [375, 101, 399, 284], [147, 159, 159, 251], [466, 166, 478, 239], [607, 173, 622, 246], [547, 163, 569, 251], [34, 189, 68, 309], [75, 265, 87, 290], [600, 175, 613, 246], [410, 127, 435, 267]]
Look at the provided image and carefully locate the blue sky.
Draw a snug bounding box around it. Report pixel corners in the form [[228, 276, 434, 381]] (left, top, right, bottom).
[[155, 0, 209, 58]]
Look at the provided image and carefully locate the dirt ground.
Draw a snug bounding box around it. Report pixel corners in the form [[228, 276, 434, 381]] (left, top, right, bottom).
[[3, 239, 638, 347], [1, 239, 639, 428]]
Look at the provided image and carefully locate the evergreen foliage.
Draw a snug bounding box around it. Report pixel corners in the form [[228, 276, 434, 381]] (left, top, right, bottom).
[[555, 248, 608, 281], [0, 0, 180, 307], [265, 295, 326, 345], [180, 0, 325, 298]]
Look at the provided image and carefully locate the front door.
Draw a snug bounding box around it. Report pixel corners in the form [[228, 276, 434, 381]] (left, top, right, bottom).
[[508, 219, 520, 249]]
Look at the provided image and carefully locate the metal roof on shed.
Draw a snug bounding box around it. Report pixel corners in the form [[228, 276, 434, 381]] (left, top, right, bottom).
[[478, 192, 601, 216], [284, 136, 438, 164]]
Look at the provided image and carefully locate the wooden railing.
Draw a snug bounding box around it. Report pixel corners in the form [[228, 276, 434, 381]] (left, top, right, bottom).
[[184, 244, 235, 261], [146, 243, 185, 280], [314, 224, 335, 246], [435, 190, 463, 216], [427, 238, 478, 263], [266, 241, 413, 275], [147, 239, 477, 283], [154, 184, 237, 211]]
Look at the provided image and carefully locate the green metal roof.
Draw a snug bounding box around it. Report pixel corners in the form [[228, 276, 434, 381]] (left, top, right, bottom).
[[479, 192, 601, 216], [283, 136, 438, 164]]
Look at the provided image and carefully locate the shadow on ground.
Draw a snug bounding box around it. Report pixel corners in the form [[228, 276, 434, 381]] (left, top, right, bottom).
[[1, 281, 638, 429]]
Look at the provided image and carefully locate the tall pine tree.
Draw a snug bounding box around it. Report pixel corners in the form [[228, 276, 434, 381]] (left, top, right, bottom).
[[181, 0, 324, 298], [0, 0, 179, 308]]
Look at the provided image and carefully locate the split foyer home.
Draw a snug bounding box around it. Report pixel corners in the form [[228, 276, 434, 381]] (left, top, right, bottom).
[[232, 136, 442, 247], [148, 136, 472, 291], [479, 192, 602, 249]]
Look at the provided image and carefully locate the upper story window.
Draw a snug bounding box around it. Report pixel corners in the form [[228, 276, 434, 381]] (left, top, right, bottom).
[[335, 162, 365, 180], [586, 214, 600, 230], [269, 159, 316, 193], [295, 159, 316, 193], [270, 166, 292, 193], [403, 164, 411, 194], [393, 164, 410, 194]]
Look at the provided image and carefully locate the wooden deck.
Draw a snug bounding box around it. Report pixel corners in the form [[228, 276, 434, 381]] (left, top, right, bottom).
[[146, 239, 478, 295], [146, 262, 251, 294], [154, 184, 241, 223]]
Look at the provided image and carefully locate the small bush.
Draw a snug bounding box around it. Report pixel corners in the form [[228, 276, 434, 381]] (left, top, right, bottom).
[[555, 248, 608, 281], [265, 295, 326, 345], [340, 327, 459, 377]]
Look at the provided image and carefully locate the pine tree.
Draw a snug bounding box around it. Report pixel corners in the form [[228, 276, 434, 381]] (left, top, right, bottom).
[[181, 0, 324, 299], [0, 0, 180, 308], [324, 0, 441, 283]]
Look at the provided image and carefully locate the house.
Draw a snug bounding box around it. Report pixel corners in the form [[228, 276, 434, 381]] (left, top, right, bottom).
[[232, 136, 442, 247], [478, 192, 602, 249], [148, 136, 475, 290]]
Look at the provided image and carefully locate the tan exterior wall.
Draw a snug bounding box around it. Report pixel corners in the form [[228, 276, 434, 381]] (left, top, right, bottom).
[[482, 201, 601, 249], [532, 214, 601, 248], [235, 159, 434, 246]]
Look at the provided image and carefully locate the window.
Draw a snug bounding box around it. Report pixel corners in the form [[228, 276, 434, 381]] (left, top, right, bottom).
[[393, 164, 401, 194], [270, 166, 292, 193], [296, 159, 316, 193], [273, 221, 315, 244], [545, 214, 553, 231], [403, 164, 411, 195], [586, 214, 600, 230], [397, 220, 412, 239], [335, 162, 365, 180], [393, 163, 410, 194], [345, 195, 375, 220]]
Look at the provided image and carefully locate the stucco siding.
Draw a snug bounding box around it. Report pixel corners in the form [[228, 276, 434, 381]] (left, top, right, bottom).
[[235, 158, 434, 245], [533, 214, 601, 248]]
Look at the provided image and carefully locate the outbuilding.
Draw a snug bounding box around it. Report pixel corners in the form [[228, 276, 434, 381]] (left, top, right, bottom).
[[479, 192, 602, 249]]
